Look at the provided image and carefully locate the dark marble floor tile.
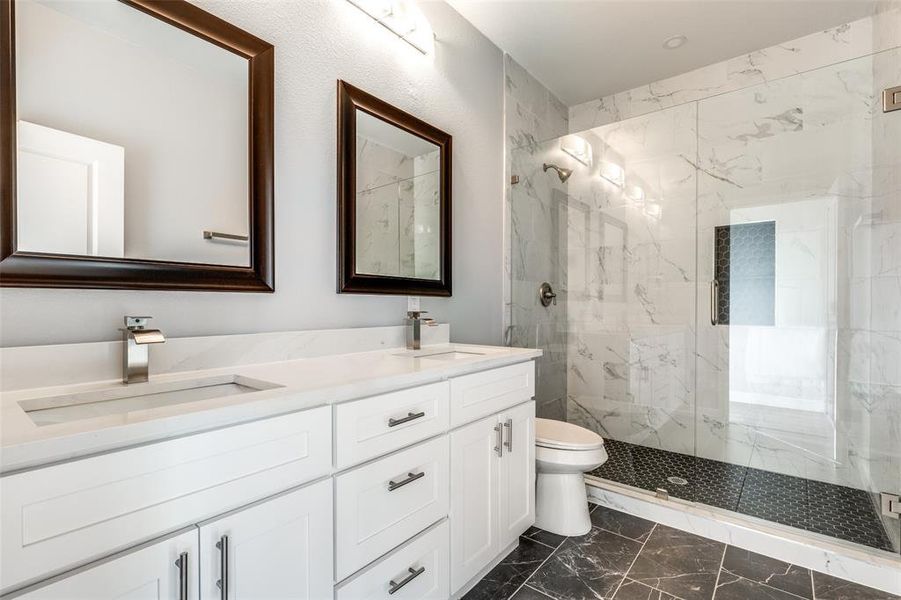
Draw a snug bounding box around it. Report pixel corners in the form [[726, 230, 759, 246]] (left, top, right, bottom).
[[737, 468, 809, 530], [812, 572, 901, 600], [715, 571, 807, 600], [463, 537, 555, 600], [527, 526, 643, 600], [590, 506, 656, 543], [806, 480, 894, 552], [720, 546, 812, 598], [523, 526, 567, 549], [613, 578, 680, 600], [510, 584, 557, 600], [626, 524, 725, 600]]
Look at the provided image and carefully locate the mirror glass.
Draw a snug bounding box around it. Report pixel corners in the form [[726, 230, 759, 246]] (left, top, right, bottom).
[[355, 109, 441, 280], [14, 0, 250, 267]]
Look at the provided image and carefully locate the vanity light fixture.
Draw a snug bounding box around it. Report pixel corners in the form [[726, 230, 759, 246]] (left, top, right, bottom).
[[347, 0, 434, 54], [663, 34, 687, 50], [560, 135, 592, 167], [599, 161, 625, 187]]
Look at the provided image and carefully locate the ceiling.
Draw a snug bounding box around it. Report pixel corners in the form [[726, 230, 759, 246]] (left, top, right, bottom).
[[446, 0, 879, 106]]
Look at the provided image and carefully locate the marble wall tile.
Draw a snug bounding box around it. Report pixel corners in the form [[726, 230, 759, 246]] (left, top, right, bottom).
[[504, 56, 571, 418], [569, 9, 901, 132], [509, 7, 901, 518]]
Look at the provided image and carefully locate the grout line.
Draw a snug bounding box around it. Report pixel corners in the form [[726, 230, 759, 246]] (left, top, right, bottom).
[[508, 532, 569, 600], [810, 569, 817, 600], [610, 522, 658, 598], [522, 533, 561, 551], [522, 583, 559, 600], [710, 544, 728, 599]]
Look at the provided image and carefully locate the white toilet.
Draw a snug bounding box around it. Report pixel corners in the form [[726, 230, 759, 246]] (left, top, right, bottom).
[[534, 418, 608, 536]]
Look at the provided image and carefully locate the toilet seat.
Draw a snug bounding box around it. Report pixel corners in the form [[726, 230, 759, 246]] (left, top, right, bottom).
[[535, 418, 604, 451]]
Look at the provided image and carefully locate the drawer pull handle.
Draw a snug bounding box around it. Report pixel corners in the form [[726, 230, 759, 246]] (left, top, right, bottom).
[[388, 566, 426, 595], [388, 411, 426, 427], [504, 418, 513, 452], [388, 471, 425, 491], [174, 552, 189, 600], [494, 423, 503, 457], [216, 535, 229, 600]]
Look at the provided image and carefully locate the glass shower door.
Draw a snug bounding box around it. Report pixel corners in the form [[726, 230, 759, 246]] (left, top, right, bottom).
[[695, 48, 901, 551]]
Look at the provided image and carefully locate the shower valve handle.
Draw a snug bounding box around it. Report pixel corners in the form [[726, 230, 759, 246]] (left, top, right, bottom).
[[539, 282, 557, 307]]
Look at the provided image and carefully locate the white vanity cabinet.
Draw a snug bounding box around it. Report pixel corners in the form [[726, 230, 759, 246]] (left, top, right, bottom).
[[198, 480, 333, 600], [1, 354, 538, 600], [9, 529, 199, 600], [449, 400, 536, 593]]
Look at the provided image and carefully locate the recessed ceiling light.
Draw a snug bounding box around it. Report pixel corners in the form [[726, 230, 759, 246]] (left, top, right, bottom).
[[663, 35, 687, 50]]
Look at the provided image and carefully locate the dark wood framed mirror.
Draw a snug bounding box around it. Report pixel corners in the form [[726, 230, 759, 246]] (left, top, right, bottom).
[[337, 80, 452, 296], [0, 0, 274, 291]]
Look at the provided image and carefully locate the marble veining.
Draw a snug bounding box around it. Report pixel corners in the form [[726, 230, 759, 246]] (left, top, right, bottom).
[[468, 502, 900, 600]]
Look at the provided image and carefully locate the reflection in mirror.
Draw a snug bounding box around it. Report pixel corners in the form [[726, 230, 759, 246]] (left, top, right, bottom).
[[14, 0, 249, 266], [355, 111, 441, 280]]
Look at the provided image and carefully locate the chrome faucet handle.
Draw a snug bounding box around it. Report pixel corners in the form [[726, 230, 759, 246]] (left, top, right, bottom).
[[124, 316, 154, 330]]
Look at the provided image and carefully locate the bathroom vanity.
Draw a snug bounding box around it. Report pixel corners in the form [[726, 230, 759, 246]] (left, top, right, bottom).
[[0, 336, 539, 599]]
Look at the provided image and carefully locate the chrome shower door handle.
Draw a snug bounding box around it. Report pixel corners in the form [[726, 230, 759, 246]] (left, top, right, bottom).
[[216, 535, 229, 600], [710, 280, 719, 326], [503, 418, 513, 452], [494, 423, 504, 457], [174, 552, 188, 600]]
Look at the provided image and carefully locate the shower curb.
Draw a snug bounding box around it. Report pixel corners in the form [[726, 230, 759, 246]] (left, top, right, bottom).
[[586, 476, 901, 596]]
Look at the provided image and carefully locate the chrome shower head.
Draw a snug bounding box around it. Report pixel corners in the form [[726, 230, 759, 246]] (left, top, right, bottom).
[[543, 163, 573, 183]]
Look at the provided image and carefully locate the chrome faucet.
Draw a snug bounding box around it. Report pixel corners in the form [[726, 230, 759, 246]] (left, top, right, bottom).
[[121, 316, 165, 383], [405, 310, 437, 350]]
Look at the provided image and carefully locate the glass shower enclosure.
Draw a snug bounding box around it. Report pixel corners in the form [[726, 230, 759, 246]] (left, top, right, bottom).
[[509, 38, 901, 555]]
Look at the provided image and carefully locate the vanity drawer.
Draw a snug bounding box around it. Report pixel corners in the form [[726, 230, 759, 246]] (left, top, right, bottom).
[[0, 406, 332, 592], [336, 520, 449, 600], [335, 436, 449, 581], [449, 362, 535, 427], [335, 381, 449, 469]]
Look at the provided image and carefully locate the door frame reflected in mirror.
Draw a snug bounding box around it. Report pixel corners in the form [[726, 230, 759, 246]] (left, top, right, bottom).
[[336, 80, 452, 297], [0, 0, 275, 291]]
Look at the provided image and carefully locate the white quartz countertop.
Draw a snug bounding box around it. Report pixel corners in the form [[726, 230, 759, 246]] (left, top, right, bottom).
[[0, 343, 540, 473]]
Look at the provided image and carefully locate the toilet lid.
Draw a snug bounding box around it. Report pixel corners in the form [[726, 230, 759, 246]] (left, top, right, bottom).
[[535, 418, 605, 450]]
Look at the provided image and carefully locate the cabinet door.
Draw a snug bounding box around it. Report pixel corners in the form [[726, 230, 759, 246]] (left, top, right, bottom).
[[199, 479, 333, 600], [449, 414, 500, 593], [498, 401, 536, 550], [11, 529, 198, 600]]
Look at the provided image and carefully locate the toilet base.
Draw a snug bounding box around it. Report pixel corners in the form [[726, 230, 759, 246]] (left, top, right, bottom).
[[534, 472, 591, 536]]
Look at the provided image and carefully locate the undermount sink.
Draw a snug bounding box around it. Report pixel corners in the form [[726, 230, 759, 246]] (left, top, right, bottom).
[[19, 374, 281, 427], [417, 351, 485, 361]]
